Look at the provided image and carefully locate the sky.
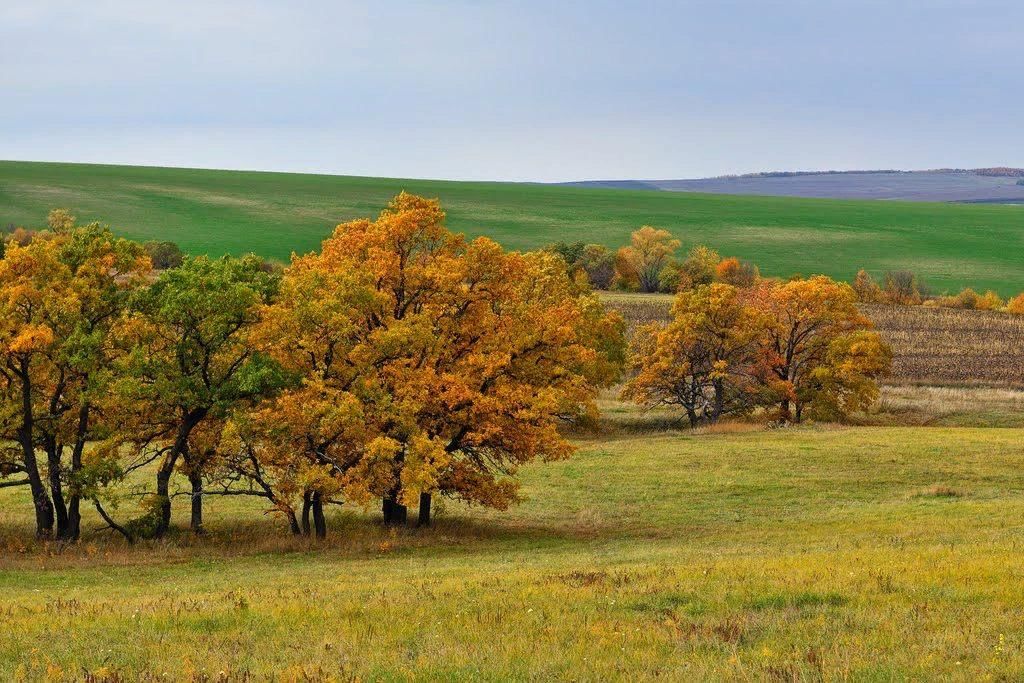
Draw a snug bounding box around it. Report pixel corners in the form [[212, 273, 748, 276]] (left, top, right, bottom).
[[2, 0, 1022, 182]]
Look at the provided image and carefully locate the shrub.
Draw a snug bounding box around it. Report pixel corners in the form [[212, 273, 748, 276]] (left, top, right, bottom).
[[715, 257, 759, 288], [143, 241, 184, 269], [884, 270, 922, 305]]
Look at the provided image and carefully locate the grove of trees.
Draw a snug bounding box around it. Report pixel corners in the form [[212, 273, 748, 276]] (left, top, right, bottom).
[[0, 204, 901, 543], [624, 277, 892, 425], [0, 199, 625, 541]]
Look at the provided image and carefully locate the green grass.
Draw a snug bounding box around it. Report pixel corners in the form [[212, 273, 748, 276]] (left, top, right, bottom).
[[4, 421, 1024, 679], [3, 160, 1024, 294]]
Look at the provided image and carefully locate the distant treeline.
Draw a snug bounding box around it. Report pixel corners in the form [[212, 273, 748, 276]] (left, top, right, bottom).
[[547, 230, 1024, 315]]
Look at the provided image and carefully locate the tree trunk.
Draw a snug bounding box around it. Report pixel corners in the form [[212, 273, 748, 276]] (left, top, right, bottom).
[[65, 404, 90, 542], [189, 471, 204, 533], [685, 407, 699, 428], [795, 403, 804, 424], [779, 399, 792, 423], [417, 492, 432, 527], [711, 381, 725, 423], [152, 411, 204, 539], [311, 492, 326, 539], [66, 493, 81, 542], [46, 441, 69, 539], [301, 490, 312, 536], [16, 362, 53, 539], [286, 508, 301, 535], [382, 491, 407, 526], [153, 453, 177, 538]]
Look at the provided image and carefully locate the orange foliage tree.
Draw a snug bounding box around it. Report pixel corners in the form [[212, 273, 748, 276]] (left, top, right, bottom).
[[715, 257, 760, 288], [852, 269, 884, 303], [623, 284, 765, 426], [749, 276, 890, 422], [0, 223, 150, 539], [614, 226, 680, 293], [242, 193, 624, 534]]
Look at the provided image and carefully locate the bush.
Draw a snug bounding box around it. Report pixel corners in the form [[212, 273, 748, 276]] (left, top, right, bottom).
[[715, 257, 759, 288], [143, 241, 184, 270], [883, 270, 923, 305], [1007, 293, 1024, 315], [579, 244, 615, 289]]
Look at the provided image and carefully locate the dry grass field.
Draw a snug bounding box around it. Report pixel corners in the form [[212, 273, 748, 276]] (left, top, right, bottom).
[[862, 304, 1024, 388], [602, 293, 1024, 389]]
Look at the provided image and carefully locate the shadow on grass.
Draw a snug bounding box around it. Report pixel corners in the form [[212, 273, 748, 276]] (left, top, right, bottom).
[[0, 507, 632, 572]]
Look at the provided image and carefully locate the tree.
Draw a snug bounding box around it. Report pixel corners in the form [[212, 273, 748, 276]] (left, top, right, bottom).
[[108, 254, 284, 537], [47, 208, 76, 232], [578, 244, 615, 289], [852, 269, 883, 303], [246, 193, 625, 533], [715, 257, 759, 288], [143, 241, 184, 270], [0, 224, 150, 539], [545, 241, 587, 270], [678, 245, 721, 290], [884, 270, 922, 305], [623, 284, 765, 426], [803, 330, 892, 421], [614, 226, 680, 293], [750, 276, 890, 422], [1007, 293, 1024, 315]]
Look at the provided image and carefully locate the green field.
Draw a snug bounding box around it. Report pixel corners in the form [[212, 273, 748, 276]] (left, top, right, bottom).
[[4, 409, 1024, 679], [2, 160, 1024, 294]]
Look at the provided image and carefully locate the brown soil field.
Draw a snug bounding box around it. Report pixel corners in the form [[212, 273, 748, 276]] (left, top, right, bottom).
[[601, 293, 1024, 388]]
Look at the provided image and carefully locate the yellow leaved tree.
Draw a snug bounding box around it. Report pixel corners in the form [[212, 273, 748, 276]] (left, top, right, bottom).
[[243, 192, 625, 535]]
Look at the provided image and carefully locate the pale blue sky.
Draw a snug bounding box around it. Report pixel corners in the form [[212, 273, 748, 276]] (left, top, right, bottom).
[[2, 1, 1021, 181]]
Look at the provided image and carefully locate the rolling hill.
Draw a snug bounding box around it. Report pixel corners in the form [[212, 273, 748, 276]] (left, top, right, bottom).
[[2, 160, 1024, 295], [565, 169, 1024, 203]]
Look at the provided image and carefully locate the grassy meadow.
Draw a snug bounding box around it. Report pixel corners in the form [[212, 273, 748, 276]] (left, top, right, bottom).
[[3, 410, 1024, 680], [4, 160, 1024, 294]]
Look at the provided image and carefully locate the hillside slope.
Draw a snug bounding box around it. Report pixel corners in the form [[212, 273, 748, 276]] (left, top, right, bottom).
[[565, 169, 1024, 202], [2, 160, 1024, 294]]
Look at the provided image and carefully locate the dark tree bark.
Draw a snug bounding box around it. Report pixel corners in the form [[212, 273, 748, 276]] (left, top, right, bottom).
[[301, 490, 313, 536], [311, 491, 326, 539], [711, 380, 725, 423], [152, 409, 205, 539], [286, 508, 301, 536], [382, 491, 407, 526], [417, 492, 432, 527], [189, 471, 204, 533], [15, 360, 53, 539], [46, 440, 69, 538], [779, 398, 792, 423], [65, 404, 90, 542]]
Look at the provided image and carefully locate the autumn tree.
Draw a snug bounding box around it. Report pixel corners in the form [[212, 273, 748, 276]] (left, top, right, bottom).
[[0, 223, 149, 539], [852, 269, 883, 303], [884, 270, 922, 305], [715, 257, 759, 288], [614, 226, 680, 293], [143, 240, 185, 270], [1007, 293, 1024, 315], [578, 244, 615, 289], [750, 276, 890, 422], [623, 284, 765, 426], [108, 254, 284, 537], [47, 208, 76, 232], [678, 245, 721, 290], [244, 193, 624, 533]]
